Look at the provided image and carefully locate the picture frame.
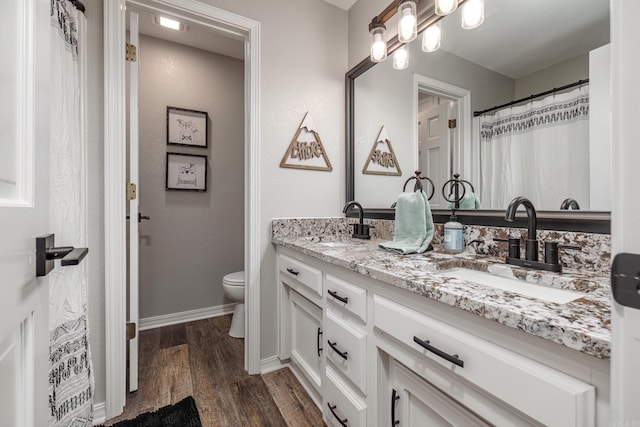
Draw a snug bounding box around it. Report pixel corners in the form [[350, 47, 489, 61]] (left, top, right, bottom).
[[167, 106, 209, 148], [166, 153, 208, 191]]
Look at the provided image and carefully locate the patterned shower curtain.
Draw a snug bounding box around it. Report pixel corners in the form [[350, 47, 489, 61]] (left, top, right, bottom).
[[475, 86, 590, 210], [49, 1, 94, 425]]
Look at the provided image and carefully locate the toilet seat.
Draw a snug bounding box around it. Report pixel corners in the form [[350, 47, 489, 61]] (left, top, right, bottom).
[[223, 271, 244, 286]]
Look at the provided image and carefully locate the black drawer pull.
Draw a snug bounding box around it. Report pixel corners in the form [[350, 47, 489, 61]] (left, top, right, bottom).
[[327, 403, 348, 427], [286, 267, 299, 276], [413, 336, 464, 368], [327, 340, 348, 360], [328, 289, 349, 304], [391, 388, 400, 426], [317, 328, 323, 357]]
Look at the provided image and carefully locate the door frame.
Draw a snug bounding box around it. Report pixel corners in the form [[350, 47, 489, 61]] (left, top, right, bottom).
[[413, 74, 471, 183], [104, 0, 261, 418]]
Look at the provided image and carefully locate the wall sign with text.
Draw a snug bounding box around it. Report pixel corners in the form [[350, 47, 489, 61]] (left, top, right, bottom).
[[280, 112, 332, 172], [362, 126, 401, 176]]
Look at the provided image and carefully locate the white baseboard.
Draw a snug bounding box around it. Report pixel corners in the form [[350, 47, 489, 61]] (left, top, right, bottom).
[[260, 356, 288, 374], [139, 303, 236, 331], [93, 401, 106, 425]]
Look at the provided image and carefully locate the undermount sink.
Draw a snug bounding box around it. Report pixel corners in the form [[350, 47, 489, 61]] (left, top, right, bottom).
[[438, 268, 584, 304]]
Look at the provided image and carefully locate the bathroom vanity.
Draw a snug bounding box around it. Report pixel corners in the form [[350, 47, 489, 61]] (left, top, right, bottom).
[[273, 218, 611, 427]]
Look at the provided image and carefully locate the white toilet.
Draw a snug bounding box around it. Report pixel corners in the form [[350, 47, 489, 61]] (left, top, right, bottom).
[[222, 271, 245, 338]]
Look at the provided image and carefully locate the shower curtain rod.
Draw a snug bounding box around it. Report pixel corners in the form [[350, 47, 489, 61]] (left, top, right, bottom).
[[473, 78, 589, 117]]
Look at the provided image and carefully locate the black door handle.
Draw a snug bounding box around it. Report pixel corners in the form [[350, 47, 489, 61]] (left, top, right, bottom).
[[126, 212, 150, 223], [36, 234, 89, 277], [286, 268, 299, 276]]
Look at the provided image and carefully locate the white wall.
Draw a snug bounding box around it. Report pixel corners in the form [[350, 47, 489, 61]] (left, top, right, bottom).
[[88, 0, 348, 408], [136, 35, 244, 318], [589, 44, 611, 211]]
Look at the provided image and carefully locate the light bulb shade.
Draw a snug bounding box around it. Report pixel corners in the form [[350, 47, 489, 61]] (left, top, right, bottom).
[[369, 24, 388, 62], [435, 0, 458, 16], [393, 46, 409, 70], [422, 22, 441, 52], [397, 1, 417, 43], [462, 0, 484, 29]]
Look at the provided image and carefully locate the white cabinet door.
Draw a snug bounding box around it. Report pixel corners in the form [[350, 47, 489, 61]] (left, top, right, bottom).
[[390, 359, 491, 427], [290, 290, 323, 394], [0, 0, 50, 425]]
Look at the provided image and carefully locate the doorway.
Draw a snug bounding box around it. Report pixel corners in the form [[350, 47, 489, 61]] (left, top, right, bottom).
[[104, 0, 261, 419]]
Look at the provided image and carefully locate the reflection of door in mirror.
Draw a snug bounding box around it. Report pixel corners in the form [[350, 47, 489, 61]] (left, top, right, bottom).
[[418, 95, 455, 209]]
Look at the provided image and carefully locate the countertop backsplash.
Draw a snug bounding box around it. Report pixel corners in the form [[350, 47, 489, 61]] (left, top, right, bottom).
[[271, 217, 611, 275]]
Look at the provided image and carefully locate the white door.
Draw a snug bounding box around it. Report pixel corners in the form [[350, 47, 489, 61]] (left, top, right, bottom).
[[128, 10, 141, 393], [418, 102, 450, 208], [0, 0, 50, 425], [610, 0, 640, 422]]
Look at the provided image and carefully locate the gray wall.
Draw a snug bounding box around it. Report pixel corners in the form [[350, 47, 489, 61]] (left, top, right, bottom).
[[515, 53, 589, 99], [137, 35, 244, 318]]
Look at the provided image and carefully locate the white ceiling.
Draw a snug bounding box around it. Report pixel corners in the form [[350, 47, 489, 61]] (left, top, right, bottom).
[[322, 0, 358, 10], [128, 5, 245, 60], [439, 0, 609, 79]]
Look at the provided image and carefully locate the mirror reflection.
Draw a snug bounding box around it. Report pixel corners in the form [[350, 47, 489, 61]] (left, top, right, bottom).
[[353, 0, 610, 211]]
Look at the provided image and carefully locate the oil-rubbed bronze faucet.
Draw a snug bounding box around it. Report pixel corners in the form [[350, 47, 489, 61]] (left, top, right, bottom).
[[343, 201, 371, 239], [503, 197, 580, 273]]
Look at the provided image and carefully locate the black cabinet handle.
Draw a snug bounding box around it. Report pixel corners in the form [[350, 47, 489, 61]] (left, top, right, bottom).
[[317, 328, 323, 357], [327, 340, 348, 360], [286, 267, 299, 276], [391, 388, 400, 426], [328, 289, 349, 304], [413, 336, 464, 368], [327, 403, 348, 427]]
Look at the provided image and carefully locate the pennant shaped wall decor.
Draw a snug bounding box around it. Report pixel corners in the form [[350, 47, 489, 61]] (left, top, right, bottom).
[[280, 112, 333, 172], [362, 126, 402, 176]]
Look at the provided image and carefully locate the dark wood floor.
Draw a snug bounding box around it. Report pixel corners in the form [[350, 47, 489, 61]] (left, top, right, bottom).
[[105, 315, 324, 427]]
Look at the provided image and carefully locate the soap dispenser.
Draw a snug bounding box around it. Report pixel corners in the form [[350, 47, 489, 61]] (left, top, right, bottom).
[[443, 212, 464, 253]]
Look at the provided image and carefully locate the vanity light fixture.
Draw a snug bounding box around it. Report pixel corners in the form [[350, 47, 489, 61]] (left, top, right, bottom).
[[461, 0, 484, 29], [393, 45, 409, 70], [369, 21, 388, 62], [422, 22, 441, 52], [397, 0, 418, 43], [435, 0, 459, 16]]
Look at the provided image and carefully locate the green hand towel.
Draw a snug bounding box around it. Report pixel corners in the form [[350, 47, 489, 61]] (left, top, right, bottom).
[[379, 191, 434, 254], [449, 192, 481, 210]]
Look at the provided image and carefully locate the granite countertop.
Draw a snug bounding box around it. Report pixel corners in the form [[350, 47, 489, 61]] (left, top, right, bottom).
[[273, 233, 611, 360]]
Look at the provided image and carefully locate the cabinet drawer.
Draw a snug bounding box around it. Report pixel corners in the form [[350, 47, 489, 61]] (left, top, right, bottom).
[[326, 274, 366, 322], [279, 253, 322, 296], [374, 295, 595, 427], [325, 366, 366, 427], [325, 310, 367, 394]]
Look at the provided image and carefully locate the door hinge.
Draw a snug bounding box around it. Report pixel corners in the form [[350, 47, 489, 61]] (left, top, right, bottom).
[[126, 43, 137, 62], [126, 322, 137, 341], [448, 119, 457, 129], [127, 183, 137, 200]]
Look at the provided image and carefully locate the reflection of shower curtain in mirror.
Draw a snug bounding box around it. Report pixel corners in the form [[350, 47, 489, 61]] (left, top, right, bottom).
[[49, 1, 94, 425], [476, 86, 589, 210]]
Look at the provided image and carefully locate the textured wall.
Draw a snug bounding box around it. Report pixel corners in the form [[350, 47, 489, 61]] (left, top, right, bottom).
[[136, 35, 244, 318]]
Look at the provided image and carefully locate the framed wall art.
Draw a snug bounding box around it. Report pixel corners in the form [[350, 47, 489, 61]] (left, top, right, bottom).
[[166, 153, 208, 191], [167, 106, 209, 148]]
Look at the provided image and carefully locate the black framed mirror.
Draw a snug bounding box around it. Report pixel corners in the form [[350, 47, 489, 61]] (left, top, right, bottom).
[[345, 0, 610, 233]]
